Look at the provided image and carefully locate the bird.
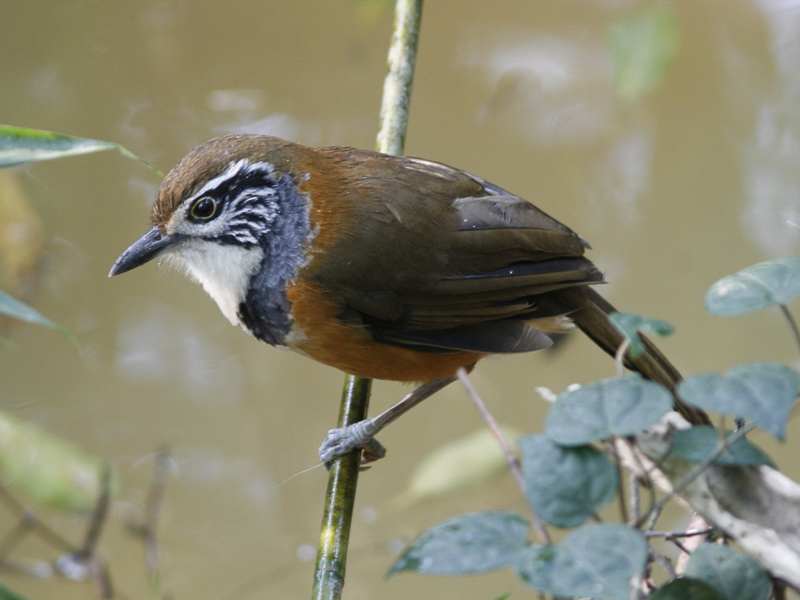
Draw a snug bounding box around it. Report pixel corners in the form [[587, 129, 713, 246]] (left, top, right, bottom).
[[110, 134, 707, 462]]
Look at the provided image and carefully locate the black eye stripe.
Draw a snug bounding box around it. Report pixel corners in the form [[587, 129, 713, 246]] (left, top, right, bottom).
[[217, 170, 277, 202], [188, 169, 277, 216]]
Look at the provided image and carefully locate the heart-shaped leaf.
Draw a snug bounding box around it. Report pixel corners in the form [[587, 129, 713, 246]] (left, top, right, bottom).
[[388, 511, 529, 576], [685, 544, 771, 600], [651, 578, 725, 600], [677, 363, 799, 440], [705, 258, 800, 316], [519, 434, 617, 528], [670, 427, 774, 467], [609, 311, 674, 358], [546, 375, 673, 445], [516, 524, 647, 600]]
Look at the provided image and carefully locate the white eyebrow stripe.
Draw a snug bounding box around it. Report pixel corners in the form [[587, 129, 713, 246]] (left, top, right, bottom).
[[189, 159, 275, 202]]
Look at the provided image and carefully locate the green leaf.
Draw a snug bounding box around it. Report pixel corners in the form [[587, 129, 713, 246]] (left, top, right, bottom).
[[651, 578, 725, 600], [545, 375, 673, 445], [609, 6, 681, 102], [519, 434, 617, 528], [398, 426, 521, 505], [677, 363, 799, 440], [670, 427, 774, 467], [0, 409, 118, 511], [609, 311, 674, 358], [388, 511, 530, 576], [516, 524, 647, 600], [0, 289, 77, 346], [0, 124, 159, 173], [685, 544, 771, 600], [0, 582, 30, 600], [705, 258, 800, 316]]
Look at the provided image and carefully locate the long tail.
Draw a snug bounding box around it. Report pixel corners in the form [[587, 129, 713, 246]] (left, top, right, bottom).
[[554, 287, 710, 426]]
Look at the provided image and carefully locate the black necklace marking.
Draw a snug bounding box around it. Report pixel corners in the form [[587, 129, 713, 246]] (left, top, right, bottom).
[[237, 172, 314, 346]]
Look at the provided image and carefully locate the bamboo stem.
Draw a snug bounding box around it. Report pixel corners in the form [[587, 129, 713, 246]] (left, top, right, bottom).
[[311, 2, 423, 598]]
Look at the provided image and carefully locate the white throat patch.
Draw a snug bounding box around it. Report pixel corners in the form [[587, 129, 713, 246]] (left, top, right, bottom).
[[167, 241, 264, 328]]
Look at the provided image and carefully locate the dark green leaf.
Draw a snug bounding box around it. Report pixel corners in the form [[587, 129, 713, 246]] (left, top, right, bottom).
[[0, 124, 159, 173], [545, 375, 673, 445], [670, 427, 774, 467], [516, 524, 647, 600], [705, 258, 800, 316], [0, 582, 30, 600], [685, 544, 771, 600], [609, 311, 674, 358], [0, 289, 77, 345], [388, 511, 529, 576], [608, 6, 681, 101], [677, 363, 799, 440], [651, 578, 725, 600], [519, 434, 617, 528]]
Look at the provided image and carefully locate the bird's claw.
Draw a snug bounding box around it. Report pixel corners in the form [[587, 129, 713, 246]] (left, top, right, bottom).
[[318, 419, 386, 464]]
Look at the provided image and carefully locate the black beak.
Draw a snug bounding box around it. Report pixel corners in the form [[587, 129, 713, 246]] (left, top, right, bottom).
[[109, 227, 184, 277]]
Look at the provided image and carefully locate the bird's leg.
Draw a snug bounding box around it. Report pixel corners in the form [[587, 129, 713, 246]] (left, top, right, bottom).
[[318, 377, 457, 464]]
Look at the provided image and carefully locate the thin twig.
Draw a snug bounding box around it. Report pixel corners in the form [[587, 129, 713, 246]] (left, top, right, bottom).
[[614, 338, 630, 377], [0, 518, 34, 561], [142, 447, 171, 584], [649, 547, 677, 580], [642, 528, 714, 539], [0, 483, 74, 553], [607, 440, 628, 525], [775, 580, 787, 600], [53, 466, 114, 598], [456, 369, 524, 491], [636, 424, 756, 528], [629, 472, 640, 526], [77, 464, 112, 560], [626, 440, 659, 528], [779, 303, 800, 357], [456, 368, 551, 545]]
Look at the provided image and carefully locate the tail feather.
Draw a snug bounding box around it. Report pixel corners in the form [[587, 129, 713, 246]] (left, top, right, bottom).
[[554, 287, 710, 426]]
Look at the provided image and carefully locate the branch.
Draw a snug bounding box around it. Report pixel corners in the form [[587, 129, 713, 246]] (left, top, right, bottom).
[[628, 414, 800, 591], [311, 2, 423, 599]]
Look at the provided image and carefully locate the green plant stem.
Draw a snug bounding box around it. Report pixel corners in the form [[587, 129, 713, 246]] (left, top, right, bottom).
[[311, 2, 423, 599], [376, 0, 423, 156], [312, 376, 373, 600], [779, 303, 800, 357]]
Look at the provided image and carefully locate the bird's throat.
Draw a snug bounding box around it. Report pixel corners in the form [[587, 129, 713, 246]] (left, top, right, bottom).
[[175, 243, 264, 328]]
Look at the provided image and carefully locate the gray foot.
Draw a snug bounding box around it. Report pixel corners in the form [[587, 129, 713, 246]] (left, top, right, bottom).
[[318, 419, 386, 463]]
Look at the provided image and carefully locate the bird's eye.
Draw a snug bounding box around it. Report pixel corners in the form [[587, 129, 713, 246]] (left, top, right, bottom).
[[189, 197, 219, 221]]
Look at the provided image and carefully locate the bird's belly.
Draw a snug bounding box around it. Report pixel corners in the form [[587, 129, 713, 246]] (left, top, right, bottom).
[[285, 279, 484, 382]]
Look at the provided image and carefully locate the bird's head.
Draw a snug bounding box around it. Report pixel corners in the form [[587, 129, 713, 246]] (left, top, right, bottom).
[[110, 134, 315, 333]]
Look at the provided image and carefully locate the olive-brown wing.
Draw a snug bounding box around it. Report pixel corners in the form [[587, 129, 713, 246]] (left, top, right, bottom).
[[308, 149, 603, 353]]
